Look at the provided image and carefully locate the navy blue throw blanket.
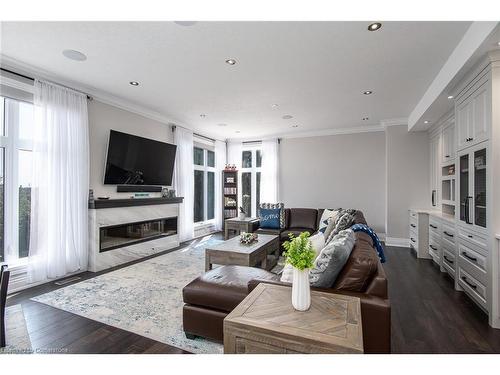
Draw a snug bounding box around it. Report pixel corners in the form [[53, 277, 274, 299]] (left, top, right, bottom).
[[351, 223, 386, 263]]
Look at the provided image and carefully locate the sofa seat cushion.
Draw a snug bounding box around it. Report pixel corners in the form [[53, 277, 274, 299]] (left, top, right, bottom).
[[280, 228, 315, 241], [255, 227, 282, 236], [183, 265, 278, 313]]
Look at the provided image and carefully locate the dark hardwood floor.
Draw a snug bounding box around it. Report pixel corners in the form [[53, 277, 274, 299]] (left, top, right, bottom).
[[5, 240, 500, 354]]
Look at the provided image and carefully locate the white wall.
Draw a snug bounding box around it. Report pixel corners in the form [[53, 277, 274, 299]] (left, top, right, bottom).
[[88, 100, 174, 198], [385, 125, 430, 239], [279, 132, 386, 232]]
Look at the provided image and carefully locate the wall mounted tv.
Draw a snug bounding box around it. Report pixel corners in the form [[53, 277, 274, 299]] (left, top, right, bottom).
[[104, 130, 177, 186]]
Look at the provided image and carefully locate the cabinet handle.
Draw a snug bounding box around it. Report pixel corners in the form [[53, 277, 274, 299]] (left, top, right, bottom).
[[461, 252, 477, 263], [467, 234, 473, 239], [410, 224, 416, 228], [445, 155, 450, 158], [430, 224, 437, 229], [410, 238, 416, 243], [443, 231, 454, 238], [443, 255, 454, 264], [461, 276, 477, 290], [429, 245, 437, 250]]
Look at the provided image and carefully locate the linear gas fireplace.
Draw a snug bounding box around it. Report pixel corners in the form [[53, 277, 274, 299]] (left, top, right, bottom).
[[99, 217, 177, 253]]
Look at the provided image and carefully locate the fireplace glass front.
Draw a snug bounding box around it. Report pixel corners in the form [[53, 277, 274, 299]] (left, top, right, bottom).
[[99, 217, 177, 252]]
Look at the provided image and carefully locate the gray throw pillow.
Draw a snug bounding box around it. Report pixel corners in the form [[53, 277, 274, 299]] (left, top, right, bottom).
[[325, 209, 356, 244], [309, 229, 355, 288]]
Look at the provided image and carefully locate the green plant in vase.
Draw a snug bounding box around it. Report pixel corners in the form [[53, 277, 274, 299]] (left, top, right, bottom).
[[282, 232, 316, 311]]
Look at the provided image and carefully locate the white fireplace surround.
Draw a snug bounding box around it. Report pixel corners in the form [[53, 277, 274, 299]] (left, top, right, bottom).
[[88, 202, 181, 272]]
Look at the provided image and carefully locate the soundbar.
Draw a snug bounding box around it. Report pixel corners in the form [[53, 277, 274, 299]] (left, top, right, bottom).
[[116, 185, 163, 193]]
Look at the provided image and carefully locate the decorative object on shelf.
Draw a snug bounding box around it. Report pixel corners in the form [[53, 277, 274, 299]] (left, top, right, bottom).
[[161, 187, 169, 198], [239, 231, 258, 245], [89, 189, 94, 204], [167, 188, 176, 198], [224, 164, 237, 171], [282, 232, 316, 311], [239, 206, 246, 220], [448, 165, 455, 175], [134, 192, 150, 198]]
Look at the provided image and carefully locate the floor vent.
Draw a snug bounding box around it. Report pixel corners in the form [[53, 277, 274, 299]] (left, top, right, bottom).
[[54, 276, 82, 286]]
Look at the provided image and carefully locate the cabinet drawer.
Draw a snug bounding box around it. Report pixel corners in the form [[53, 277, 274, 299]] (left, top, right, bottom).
[[442, 248, 456, 270], [458, 228, 488, 255], [458, 242, 487, 284], [428, 235, 440, 264], [409, 216, 418, 231], [409, 231, 418, 250], [458, 267, 487, 309], [409, 210, 417, 219], [441, 223, 456, 247]]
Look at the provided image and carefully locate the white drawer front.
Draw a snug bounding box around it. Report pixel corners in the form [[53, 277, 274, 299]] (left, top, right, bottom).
[[458, 267, 487, 309], [441, 223, 456, 247], [428, 235, 440, 264], [409, 231, 418, 250], [458, 242, 487, 284], [442, 248, 456, 272], [409, 210, 417, 219], [409, 216, 418, 232], [458, 228, 488, 253], [429, 216, 441, 230]]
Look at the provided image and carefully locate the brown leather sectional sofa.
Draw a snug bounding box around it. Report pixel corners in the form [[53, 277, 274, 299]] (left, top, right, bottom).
[[182, 209, 391, 353]]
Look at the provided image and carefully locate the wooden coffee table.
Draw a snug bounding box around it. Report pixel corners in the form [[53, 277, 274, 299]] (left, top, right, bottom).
[[224, 283, 363, 354], [205, 234, 279, 271], [224, 217, 260, 240]]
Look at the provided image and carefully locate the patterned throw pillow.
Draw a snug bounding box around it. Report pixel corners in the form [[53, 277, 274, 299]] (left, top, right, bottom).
[[259, 203, 285, 229], [325, 209, 357, 244], [259, 208, 281, 229], [309, 229, 356, 288], [318, 209, 341, 235]]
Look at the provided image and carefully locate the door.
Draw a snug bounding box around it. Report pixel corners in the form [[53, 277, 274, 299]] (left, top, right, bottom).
[[473, 147, 486, 228], [442, 123, 455, 163], [459, 152, 470, 225], [471, 83, 489, 145], [456, 100, 471, 150], [430, 135, 440, 207]]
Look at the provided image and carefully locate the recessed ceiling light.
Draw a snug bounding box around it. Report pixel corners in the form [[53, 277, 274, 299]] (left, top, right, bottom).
[[271, 104, 279, 108], [225, 59, 237, 65], [363, 90, 373, 95], [217, 123, 227, 127], [368, 22, 382, 32], [62, 49, 87, 61], [174, 21, 197, 27], [424, 120, 430, 124], [235, 130, 241, 133], [129, 81, 139, 86], [282, 115, 293, 120], [497, 41, 500, 46], [447, 95, 454, 99], [199, 114, 206, 118], [291, 125, 299, 128], [362, 117, 369, 121]]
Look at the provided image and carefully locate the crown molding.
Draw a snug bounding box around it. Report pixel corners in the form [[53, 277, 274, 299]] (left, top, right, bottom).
[[0, 54, 191, 130], [380, 117, 408, 128]]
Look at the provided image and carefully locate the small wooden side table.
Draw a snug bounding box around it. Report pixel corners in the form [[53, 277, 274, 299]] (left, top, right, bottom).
[[224, 217, 259, 240], [224, 283, 363, 354]]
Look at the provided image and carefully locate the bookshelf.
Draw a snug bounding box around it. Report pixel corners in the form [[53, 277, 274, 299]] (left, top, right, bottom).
[[223, 170, 238, 224]]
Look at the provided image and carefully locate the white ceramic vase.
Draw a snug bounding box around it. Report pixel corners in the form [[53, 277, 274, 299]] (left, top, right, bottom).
[[292, 268, 311, 311]]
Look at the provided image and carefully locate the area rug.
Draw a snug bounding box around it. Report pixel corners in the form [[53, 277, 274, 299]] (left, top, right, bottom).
[[31, 235, 225, 354], [0, 304, 32, 354]]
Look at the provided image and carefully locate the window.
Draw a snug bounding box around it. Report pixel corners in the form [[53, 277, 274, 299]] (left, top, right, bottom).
[[0, 96, 34, 264], [193, 145, 216, 224], [240, 146, 261, 218]]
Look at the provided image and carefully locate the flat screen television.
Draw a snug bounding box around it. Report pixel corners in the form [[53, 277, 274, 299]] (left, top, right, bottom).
[[104, 130, 177, 186]]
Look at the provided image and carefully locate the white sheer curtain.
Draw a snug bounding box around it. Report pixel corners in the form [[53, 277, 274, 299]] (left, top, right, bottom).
[[28, 80, 89, 283], [173, 126, 194, 241], [214, 140, 226, 231], [260, 138, 279, 203]]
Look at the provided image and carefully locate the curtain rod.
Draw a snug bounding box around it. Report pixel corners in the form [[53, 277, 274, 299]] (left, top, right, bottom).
[[1, 67, 93, 100], [171, 124, 216, 143], [242, 138, 281, 144]]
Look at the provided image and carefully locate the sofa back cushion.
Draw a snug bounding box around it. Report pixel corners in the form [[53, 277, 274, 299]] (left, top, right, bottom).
[[288, 208, 318, 230], [332, 231, 380, 292]]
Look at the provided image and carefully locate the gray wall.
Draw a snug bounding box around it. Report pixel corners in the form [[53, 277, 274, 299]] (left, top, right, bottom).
[[385, 125, 429, 239], [279, 132, 386, 233], [88, 100, 173, 198]]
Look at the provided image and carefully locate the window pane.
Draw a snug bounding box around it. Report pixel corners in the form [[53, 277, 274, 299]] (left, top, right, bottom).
[[207, 150, 215, 167], [256, 172, 261, 212], [0, 148, 4, 262], [242, 172, 252, 217], [194, 147, 204, 166], [207, 172, 215, 220], [256, 150, 262, 168], [0, 97, 4, 136], [18, 150, 33, 258], [242, 151, 252, 168], [194, 170, 204, 222], [19, 101, 34, 141]]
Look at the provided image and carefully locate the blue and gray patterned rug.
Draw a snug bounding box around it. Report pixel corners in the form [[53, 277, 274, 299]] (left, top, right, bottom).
[[31, 236, 225, 354]]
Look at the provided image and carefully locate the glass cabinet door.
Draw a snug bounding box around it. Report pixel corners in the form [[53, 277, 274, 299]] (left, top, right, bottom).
[[473, 148, 486, 228], [459, 153, 469, 223]]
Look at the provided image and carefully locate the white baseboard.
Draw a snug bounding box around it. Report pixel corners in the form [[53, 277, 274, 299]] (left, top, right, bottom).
[[385, 237, 410, 248]]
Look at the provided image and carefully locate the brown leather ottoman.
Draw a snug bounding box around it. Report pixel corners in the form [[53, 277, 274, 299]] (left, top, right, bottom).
[[182, 265, 279, 342]]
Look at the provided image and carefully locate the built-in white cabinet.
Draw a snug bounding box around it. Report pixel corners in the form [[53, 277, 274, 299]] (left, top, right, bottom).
[[429, 133, 440, 208], [456, 74, 490, 151], [441, 119, 455, 164], [408, 210, 430, 259]]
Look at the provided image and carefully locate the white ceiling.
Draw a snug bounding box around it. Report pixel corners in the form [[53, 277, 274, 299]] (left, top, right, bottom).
[[0, 21, 471, 139]]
